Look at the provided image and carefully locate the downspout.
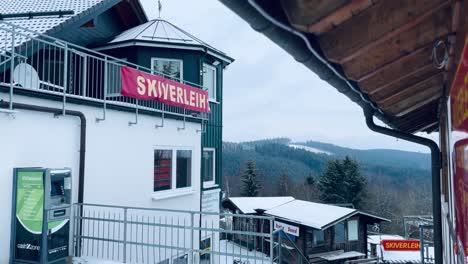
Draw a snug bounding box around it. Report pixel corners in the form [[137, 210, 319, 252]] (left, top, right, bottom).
[[0, 101, 87, 203], [364, 109, 442, 264]]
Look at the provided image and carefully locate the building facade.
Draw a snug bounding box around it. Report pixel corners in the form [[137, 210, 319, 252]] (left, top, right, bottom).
[[0, 0, 232, 262]]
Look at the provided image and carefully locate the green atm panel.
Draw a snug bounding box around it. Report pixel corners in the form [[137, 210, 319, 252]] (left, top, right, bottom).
[[11, 168, 72, 264]]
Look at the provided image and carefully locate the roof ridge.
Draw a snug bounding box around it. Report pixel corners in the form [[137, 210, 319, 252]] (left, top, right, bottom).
[[266, 197, 296, 211], [136, 19, 157, 39]]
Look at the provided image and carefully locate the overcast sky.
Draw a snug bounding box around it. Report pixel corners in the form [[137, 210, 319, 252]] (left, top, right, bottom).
[[140, 0, 437, 153]]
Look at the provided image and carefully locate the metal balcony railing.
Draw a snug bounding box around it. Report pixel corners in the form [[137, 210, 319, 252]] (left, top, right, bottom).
[[72, 203, 314, 264], [0, 21, 208, 124], [73, 203, 279, 264]]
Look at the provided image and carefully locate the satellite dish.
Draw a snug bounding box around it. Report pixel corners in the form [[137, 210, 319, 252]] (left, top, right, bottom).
[[13, 63, 40, 90]]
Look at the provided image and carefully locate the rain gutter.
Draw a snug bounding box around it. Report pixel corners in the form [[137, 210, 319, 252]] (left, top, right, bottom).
[[364, 109, 442, 264], [0, 101, 87, 204]]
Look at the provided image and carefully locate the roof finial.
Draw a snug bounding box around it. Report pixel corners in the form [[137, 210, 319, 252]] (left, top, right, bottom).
[[158, 0, 162, 18]]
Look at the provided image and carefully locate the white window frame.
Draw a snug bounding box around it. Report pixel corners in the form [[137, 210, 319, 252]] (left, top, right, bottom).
[[202, 148, 216, 187], [151, 57, 184, 82], [152, 146, 194, 200], [202, 63, 217, 102]]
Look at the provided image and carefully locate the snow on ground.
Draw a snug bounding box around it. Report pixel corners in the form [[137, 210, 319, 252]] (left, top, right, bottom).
[[73, 257, 121, 264], [216, 240, 273, 264], [73, 240, 272, 264], [288, 144, 332, 155]]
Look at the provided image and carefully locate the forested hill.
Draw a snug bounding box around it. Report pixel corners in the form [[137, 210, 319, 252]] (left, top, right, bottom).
[[222, 138, 433, 233], [222, 138, 431, 188]]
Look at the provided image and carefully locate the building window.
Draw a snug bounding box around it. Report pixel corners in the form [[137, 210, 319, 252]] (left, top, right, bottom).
[[202, 148, 215, 186], [154, 149, 172, 192], [348, 220, 358, 241], [176, 150, 192, 188], [200, 237, 212, 263], [151, 58, 183, 82], [334, 222, 346, 243], [203, 63, 216, 101], [154, 148, 192, 192], [313, 229, 325, 246]]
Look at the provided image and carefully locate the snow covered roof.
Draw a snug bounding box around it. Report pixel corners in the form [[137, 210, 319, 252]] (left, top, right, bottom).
[[98, 19, 233, 64], [224, 197, 389, 230], [266, 199, 356, 229], [0, 0, 105, 35], [0, 0, 147, 49], [368, 234, 406, 245], [225, 196, 295, 214]]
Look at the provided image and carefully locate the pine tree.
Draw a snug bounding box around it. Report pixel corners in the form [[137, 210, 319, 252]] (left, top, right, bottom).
[[318, 156, 367, 208], [277, 172, 291, 196], [240, 160, 261, 197]]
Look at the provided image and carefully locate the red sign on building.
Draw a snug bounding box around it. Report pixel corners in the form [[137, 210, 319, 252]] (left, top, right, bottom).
[[381, 240, 421, 251], [120, 66, 210, 113], [451, 37, 468, 133], [450, 37, 468, 256]]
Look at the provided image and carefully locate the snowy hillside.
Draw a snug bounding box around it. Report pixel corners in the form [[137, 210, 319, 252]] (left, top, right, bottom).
[[289, 144, 332, 155]]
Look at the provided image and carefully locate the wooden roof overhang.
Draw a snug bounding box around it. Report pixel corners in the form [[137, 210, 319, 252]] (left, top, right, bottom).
[[222, 0, 467, 134]]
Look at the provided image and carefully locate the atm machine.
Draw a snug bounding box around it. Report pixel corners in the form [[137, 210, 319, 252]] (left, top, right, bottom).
[[10, 168, 72, 264]]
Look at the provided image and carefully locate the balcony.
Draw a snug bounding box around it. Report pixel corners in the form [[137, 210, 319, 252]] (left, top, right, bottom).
[[0, 22, 207, 123]]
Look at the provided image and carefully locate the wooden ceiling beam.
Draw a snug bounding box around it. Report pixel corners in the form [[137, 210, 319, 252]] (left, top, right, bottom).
[[303, 0, 374, 35], [396, 101, 437, 121], [318, 0, 450, 63], [414, 121, 439, 133], [389, 93, 441, 117], [446, 0, 467, 93], [378, 72, 444, 108], [369, 64, 441, 100], [393, 102, 439, 130], [358, 44, 434, 93], [342, 7, 452, 80], [339, 1, 450, 64], [280, 0, 348, 33], [400, 118, 437, 133], [422, 123, 440, 133]]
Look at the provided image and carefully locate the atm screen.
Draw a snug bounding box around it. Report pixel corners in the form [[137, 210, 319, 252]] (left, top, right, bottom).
[[51, 179, 65, 197]]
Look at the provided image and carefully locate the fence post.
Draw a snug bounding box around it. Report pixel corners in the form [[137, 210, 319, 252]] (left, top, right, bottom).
[[420, 225, 424, 264], [62, 44, 68, 115], [270, 219, 274, 264], [123, 208, 128, 263], [190, 212, 195, 263], [75, 204, 83, 258], [278, 231, 282, 264], [96, 57, 107, 122], [9, 25, 15, 110]]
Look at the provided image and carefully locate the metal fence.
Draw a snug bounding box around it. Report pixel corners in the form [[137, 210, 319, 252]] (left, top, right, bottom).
[[0, 21, 207, 124], [72, 203, 293, 264]]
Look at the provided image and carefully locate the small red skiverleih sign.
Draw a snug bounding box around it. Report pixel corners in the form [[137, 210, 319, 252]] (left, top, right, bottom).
[[120, 66, 210, 113], [381, 240, 420, 251]]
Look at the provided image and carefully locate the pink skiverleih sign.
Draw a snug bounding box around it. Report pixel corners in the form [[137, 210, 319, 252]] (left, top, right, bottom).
[[120, 66, 210, 113]]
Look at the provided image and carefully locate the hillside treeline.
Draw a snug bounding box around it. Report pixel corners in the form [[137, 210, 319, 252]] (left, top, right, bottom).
[[222, 139, 432, 234]]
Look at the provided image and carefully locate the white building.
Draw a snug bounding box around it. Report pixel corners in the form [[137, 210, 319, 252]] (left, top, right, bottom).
[[0, 0, 232, 263]]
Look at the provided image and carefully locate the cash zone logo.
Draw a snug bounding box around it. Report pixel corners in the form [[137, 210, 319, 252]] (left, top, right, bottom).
[[17, 243, 40, 251]]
